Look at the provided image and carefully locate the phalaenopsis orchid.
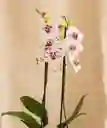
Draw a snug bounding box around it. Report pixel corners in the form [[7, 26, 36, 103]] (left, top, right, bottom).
[[36, 9, 84, 72]]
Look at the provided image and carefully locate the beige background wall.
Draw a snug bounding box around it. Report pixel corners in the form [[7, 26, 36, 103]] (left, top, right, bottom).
[[0, 0, 107, 128], [101, 0, 107, 127]]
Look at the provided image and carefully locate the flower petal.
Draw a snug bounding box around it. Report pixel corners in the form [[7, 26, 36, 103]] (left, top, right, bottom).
[[68, 52, 81, 72], [43, 24, 59, 41], [66, 26, 84, 43]]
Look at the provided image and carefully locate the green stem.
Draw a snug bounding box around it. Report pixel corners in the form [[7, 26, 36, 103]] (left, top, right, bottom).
[[59, 56, 67, 128], [41, 62, 48, 128]]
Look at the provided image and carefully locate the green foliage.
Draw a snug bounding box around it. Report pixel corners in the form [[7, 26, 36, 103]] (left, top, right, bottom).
[[57, 94, 87, 128], [1, 95, 87, 128], [2, 111, 40, 128], [1, 96, 48, 128], [20, 96, 48, 126]]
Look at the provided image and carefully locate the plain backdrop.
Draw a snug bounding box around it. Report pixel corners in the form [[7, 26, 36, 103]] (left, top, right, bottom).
[[0, 0, 107, 128]]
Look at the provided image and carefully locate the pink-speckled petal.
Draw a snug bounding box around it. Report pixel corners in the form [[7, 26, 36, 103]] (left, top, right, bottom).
[[66, 26, 84, 43], [44, 24, 59, 41]]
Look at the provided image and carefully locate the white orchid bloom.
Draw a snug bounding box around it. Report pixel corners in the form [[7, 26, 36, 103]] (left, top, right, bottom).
[[65, 26, 84, 72], [36, 12, 84, 72]]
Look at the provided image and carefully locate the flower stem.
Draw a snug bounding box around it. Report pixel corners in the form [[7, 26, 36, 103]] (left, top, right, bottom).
[[41, 62, 48, 128], [59, 56, 68, 128]]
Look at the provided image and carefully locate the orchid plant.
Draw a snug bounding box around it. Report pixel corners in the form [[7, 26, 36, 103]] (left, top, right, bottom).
[[1, 9, 87, 128], [36, 9, 84, 73]]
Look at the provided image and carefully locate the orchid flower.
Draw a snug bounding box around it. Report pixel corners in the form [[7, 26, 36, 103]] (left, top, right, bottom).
[[64, 26, 84, 72], [36, 9, 84, 72]]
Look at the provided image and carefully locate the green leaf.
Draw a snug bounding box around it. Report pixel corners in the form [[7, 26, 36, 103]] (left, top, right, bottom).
[[21, 120, 40, 128], [2, 111, 40, 128], [57, 113, 86, 128], [57, 94, 87, 128], [20, 96, 48, 126], [74, 113, 86, 119], [70, 94, 87, 118]]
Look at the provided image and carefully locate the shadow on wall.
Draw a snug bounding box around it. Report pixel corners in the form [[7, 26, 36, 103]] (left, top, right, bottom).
[[66, 0, 106, 128]]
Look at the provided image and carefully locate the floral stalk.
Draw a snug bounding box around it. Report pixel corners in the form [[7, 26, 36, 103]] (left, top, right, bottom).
[[41, 62, 48, 128], [59, 56, 68, 128]]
